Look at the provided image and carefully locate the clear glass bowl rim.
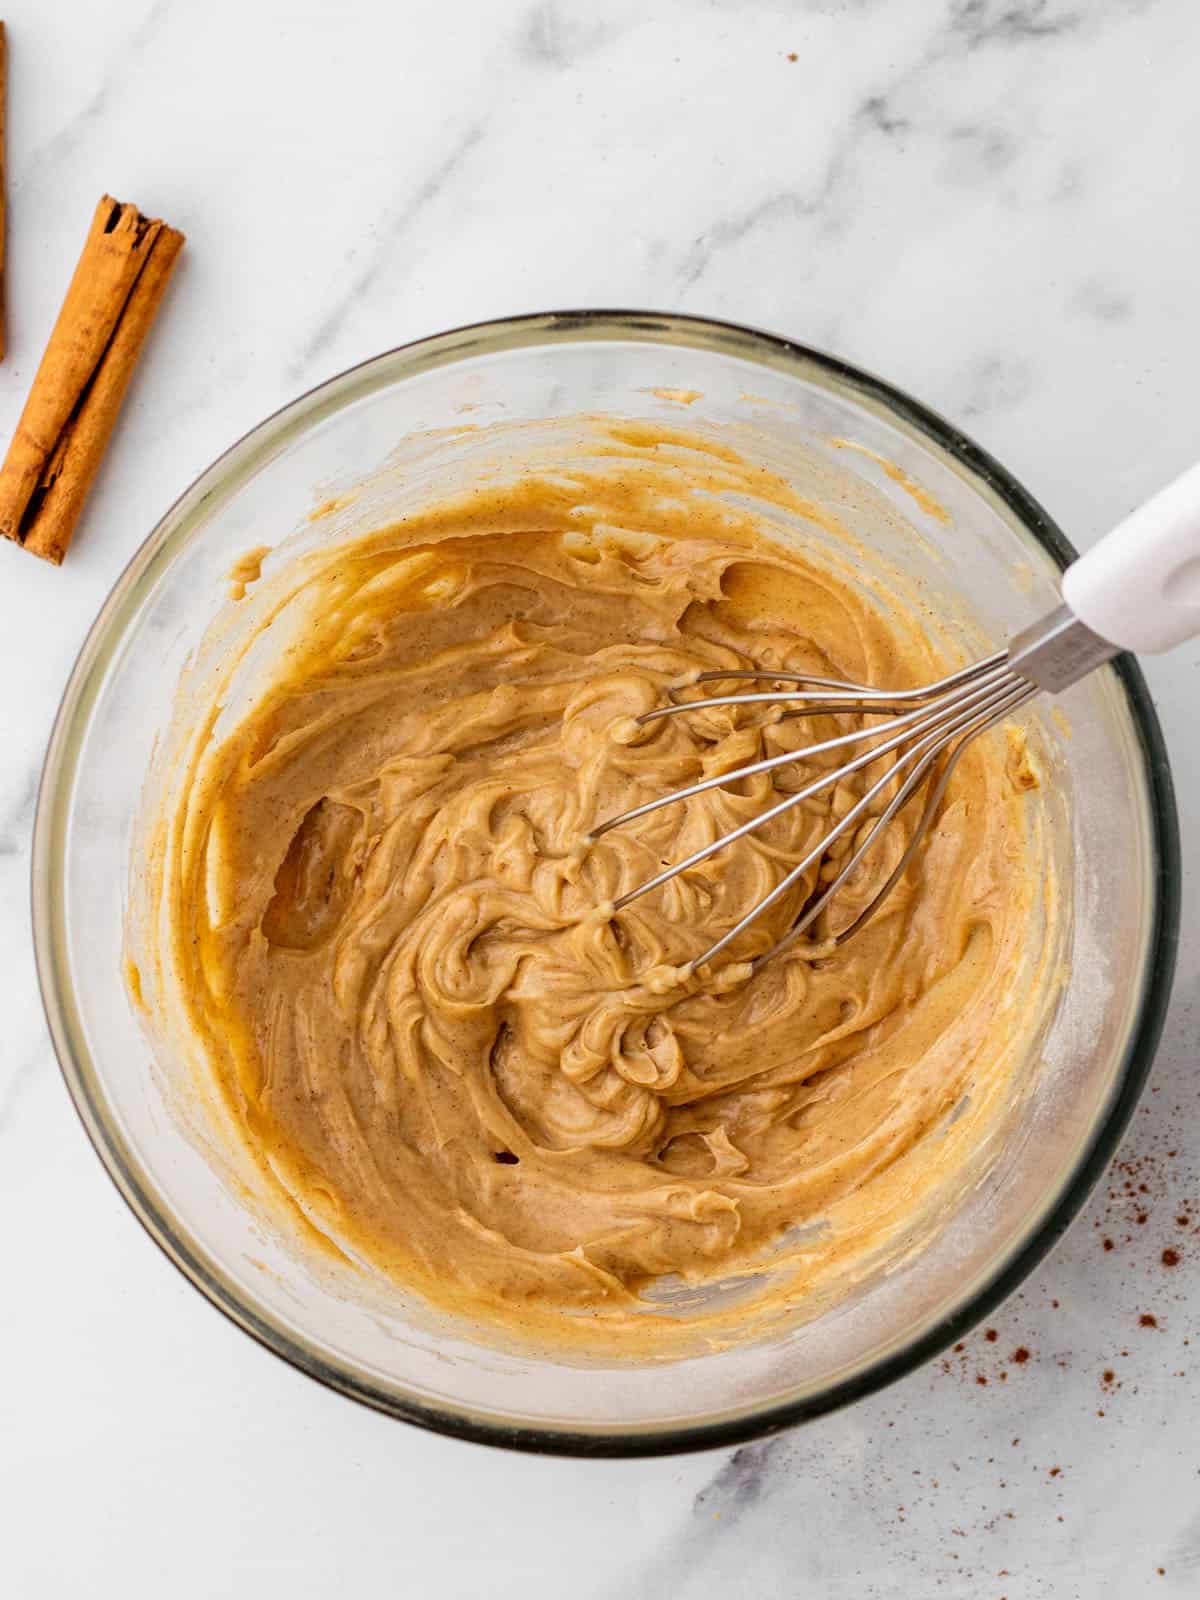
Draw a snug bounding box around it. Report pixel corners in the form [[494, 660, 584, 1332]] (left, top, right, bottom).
[[32, 309, 1182, 1458]]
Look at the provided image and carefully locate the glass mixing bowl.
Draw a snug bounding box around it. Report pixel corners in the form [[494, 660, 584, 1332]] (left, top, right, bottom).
[[33, 312, 1179, 1456]]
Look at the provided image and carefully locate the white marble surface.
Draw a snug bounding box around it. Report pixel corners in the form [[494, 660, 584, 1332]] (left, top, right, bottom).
[[2, 0, 1198, 1593]]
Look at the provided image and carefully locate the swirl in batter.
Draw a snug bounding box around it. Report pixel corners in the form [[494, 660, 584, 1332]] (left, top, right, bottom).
[[130, 423, 1055, 1351]]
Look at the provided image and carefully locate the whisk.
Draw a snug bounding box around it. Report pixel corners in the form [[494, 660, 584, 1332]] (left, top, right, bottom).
[[591, 462, 1200, 972]]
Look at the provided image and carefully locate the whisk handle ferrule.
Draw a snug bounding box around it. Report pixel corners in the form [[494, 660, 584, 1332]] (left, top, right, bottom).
[[1007, 604, 1118, 694]]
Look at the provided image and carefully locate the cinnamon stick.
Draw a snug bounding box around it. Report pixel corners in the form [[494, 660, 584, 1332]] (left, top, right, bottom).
[[0, 195, 184, 564]]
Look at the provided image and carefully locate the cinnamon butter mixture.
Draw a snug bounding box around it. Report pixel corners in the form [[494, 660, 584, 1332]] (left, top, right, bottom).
[[132, 426, 1054, 1349]]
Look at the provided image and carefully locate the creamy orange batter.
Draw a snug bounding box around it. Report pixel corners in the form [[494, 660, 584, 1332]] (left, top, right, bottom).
[[128, 421, 1058, 1354]]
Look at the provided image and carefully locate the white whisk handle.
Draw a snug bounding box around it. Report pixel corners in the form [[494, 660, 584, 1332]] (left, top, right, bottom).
[[1062, 460, 1200, 654]]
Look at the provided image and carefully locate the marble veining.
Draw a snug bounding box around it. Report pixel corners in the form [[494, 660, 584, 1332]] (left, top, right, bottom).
[[290, 118, 490, 377], [518, 1, 627, 67], [1, 0, 1199, 1595], [21, 0, 173, 181]]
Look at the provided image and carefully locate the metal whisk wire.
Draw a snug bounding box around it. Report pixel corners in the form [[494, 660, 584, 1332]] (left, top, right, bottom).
[[585, 455, 1200, 974], [589, 652, 1037, 971]]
